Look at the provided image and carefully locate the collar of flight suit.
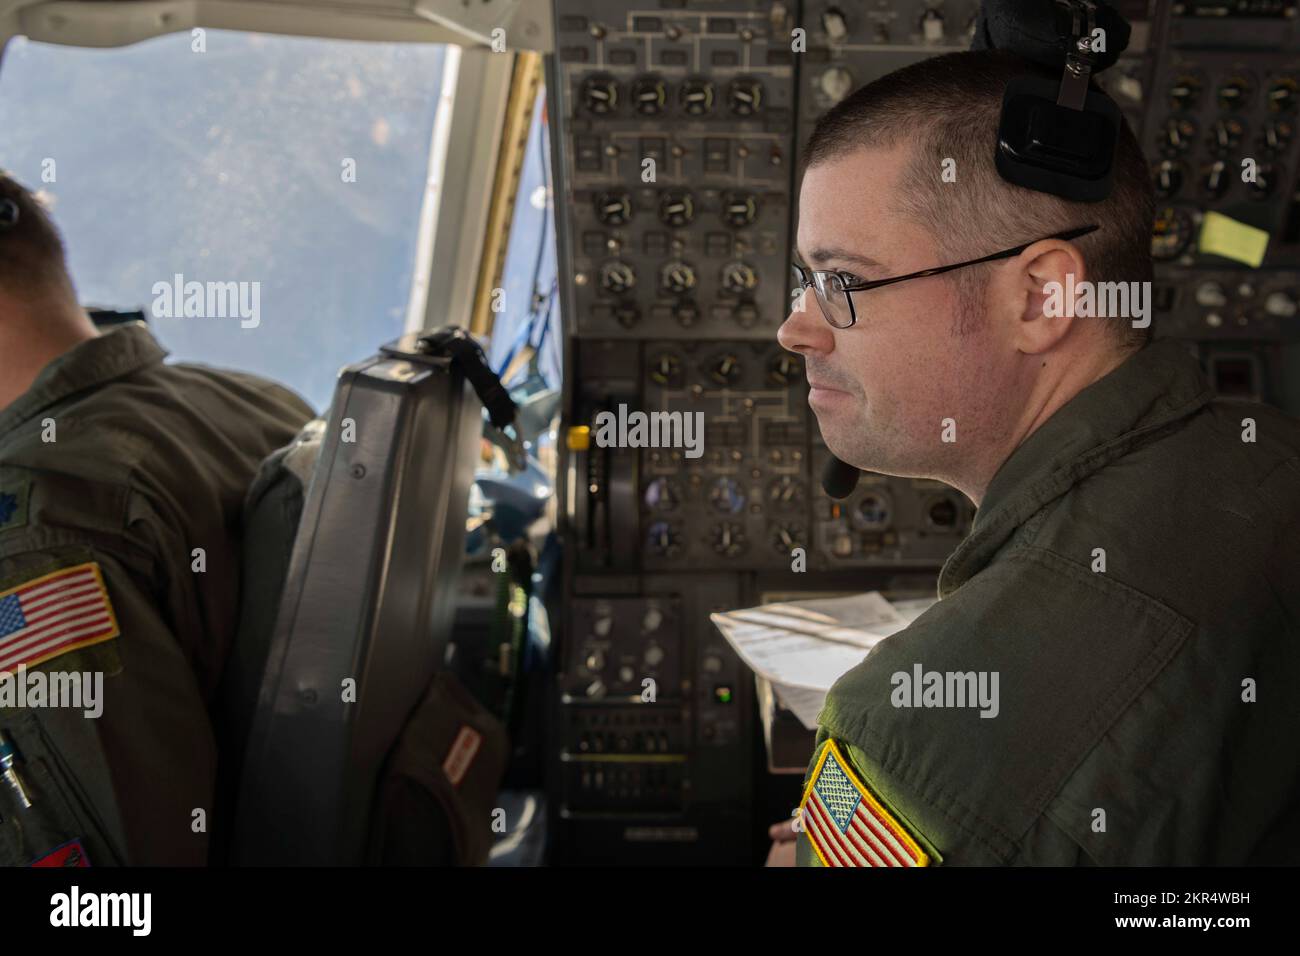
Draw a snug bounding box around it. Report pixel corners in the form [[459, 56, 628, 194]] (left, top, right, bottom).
[[937, 339, 1218, 599], [0, 322, 168, 436]]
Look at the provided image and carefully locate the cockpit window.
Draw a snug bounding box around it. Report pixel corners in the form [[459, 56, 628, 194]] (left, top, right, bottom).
[[0, 31, 448, 409]]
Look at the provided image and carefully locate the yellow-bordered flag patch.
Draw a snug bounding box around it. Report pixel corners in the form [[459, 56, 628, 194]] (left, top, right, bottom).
[[0, 563, 120, 675], [800, 739, 930, 867]]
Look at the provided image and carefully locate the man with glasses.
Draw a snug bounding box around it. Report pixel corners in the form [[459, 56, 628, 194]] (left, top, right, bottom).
[[769, 51, 1300, 866]]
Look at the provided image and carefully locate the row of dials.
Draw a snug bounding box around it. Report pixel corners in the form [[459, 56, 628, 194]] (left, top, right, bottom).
[[579, 74, 765, 117], [1166, 74, 1299, 114], [646, 519, 806, 558], [598, 259, 759, 296], [1152, 157, 1284, 200], [644, 476, 807, 514], [647, 350, 803, 387], [593, 190, 760, 229], [811, 4, 973, 45], [1156, 117, 1293, 158], [1159, 118, 1289, 167]]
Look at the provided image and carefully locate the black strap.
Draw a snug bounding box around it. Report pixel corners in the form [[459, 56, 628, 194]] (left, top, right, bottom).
[[418, 327, 516, 431]]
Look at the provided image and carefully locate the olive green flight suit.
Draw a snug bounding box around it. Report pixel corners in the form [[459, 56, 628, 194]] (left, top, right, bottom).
[[0, 323, 312, 865], [797, 339, 1300, 866]]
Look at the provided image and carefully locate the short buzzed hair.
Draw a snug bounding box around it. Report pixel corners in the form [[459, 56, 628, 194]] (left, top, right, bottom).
[[0, 172, 73, 299], [801, 50, 1154, 351]]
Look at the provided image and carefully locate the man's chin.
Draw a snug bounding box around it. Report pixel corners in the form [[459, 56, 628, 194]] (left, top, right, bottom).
[[818, 425, 895, 478], [816, 423, 867, 471]]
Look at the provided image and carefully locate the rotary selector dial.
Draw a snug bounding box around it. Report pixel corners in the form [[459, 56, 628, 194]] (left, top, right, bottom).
[[708, 353, 742, 386], [1168, 74, 1201, 111], [660, 260, 697, 295], [709, 478, 746, 514], [767, 353, 802, 386], [721, 191, 759, 228], [769, 524, 803, 554], [599, 261, 636, 295], [1200, 160, 1230, 199], [721, 261, 759, 295], [679, 77, 714, 115], [581, 74, 619, 114], [1153, 159, 1184, 199], [594, 191, 632, 226], [767, 476, 805, 511], [1208, 119, 1245, 155], [1268, 77, 1298, 113], [658, 190, 695, 228], [649, 352, 682, 386], [1261, 120, 1294, 153], [708, 522, 748, 557], [1161, 117, 1196, 154], [646, 521, 682, 558], [1217, 76, 1251, 111], [632, 75, 668, 115], [644, 478, 683, 513], [727, 77, 764, 116]]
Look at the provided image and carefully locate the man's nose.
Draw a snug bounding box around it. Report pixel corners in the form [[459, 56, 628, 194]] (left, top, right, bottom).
[[778, 287, 835, 356]]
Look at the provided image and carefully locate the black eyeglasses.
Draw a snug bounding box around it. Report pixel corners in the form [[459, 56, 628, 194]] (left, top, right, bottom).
[[791, 224, 1101, 329]]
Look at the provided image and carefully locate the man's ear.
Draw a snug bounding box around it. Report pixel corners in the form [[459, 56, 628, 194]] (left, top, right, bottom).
[[1015, 240, 1088, 355]]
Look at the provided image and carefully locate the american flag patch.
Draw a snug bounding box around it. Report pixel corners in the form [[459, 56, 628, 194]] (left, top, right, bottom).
[[0, 563, 120, 675], [800, 739, 930, 868]]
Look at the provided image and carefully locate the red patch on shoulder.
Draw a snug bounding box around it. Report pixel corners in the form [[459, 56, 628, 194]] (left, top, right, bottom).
[[31, 838, 91, 867]]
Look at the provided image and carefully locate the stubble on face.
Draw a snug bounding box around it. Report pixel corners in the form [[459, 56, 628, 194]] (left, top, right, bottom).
[[794, 147, 1017, 489]]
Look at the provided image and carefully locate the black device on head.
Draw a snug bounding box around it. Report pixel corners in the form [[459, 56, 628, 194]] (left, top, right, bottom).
[[0, 198, 18, 229], [819, 0, 1130, 500], [982, 0, 1130, 202]]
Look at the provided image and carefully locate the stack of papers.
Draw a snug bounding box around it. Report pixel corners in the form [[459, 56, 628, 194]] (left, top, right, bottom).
[[709, 592, 936, 730]]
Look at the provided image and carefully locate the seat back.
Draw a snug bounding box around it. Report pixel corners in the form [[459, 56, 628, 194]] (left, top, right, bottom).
[[226, 336, 483, 864], [211, 420, 323, 863]]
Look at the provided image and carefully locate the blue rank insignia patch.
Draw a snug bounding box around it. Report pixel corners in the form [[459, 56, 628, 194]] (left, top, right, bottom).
[[0, 484, 29, 533], [800, 739, 932, 868]]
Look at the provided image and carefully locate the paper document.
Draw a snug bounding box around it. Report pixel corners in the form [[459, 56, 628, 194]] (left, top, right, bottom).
[[771, 683, 830, 732], [721, 591, 905, 649], [710, 591, 937, 730]]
